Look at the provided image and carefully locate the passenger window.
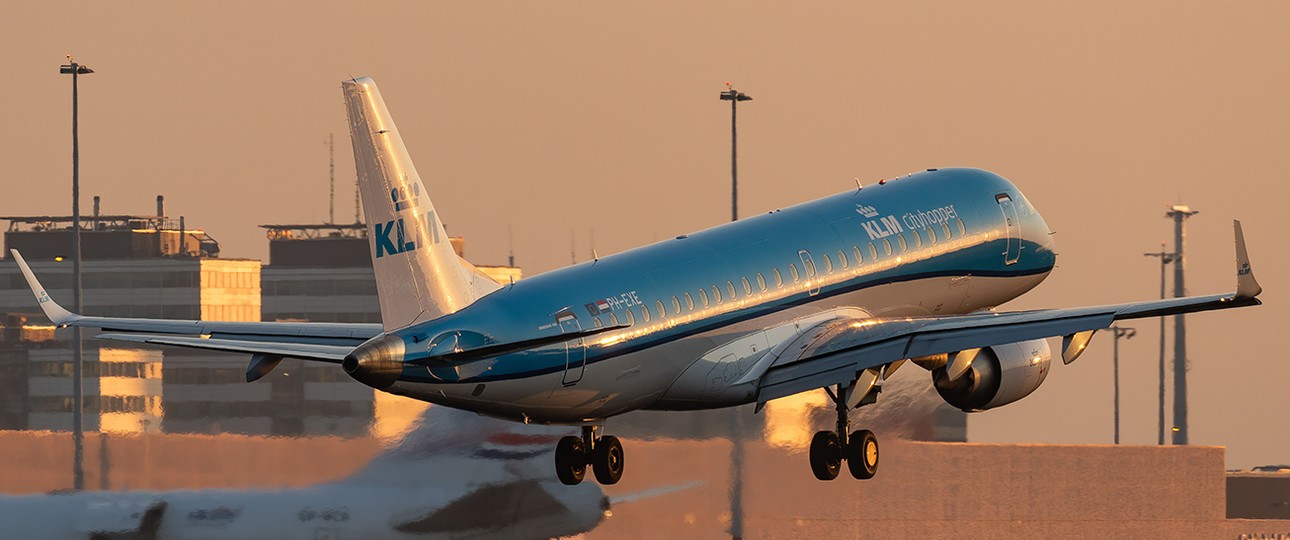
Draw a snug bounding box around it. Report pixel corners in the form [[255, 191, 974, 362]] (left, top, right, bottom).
[[882, 239, 892, 256], [741, 277, 752, 295], [838, 250, 848, 269], [625, 309, 635, 325], [713, 285, 722, 303], [789, 264, 800, 282], [942, 222, 952, 240], [773, 268, 783, 287], [656, 300, 666, 319], [609, 312, 620, 325], [957, 219, 966, 236], [671, 296, 682, 314], [700, 288, 709, 307], [913, 230, 923, 248], [727, 281, 737, 298], [822, 254, 833, 273], [928, 225, 938, 243], [897, 234, 908, 252], [594, 317, 604, 328], [853, 246, 863, 265], [684, 292, 694, 310], [641, 305, 650, 323], [868, 243, 878, 260], [756, 273, 767, 291]]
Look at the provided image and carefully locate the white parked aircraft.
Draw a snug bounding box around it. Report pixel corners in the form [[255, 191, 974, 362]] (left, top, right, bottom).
[[0, 406, 623, 539], [12, 76, 1263, 486]]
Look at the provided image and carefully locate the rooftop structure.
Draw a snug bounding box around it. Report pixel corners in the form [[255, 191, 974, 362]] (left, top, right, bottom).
[[3, 195, 219, 261]]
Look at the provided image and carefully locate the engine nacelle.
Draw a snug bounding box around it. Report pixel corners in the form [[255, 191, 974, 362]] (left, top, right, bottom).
[[933, 339, 1052, 412]]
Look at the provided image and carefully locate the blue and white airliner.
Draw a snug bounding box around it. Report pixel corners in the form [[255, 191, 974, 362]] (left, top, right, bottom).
[[13, 77, 1263, 486]]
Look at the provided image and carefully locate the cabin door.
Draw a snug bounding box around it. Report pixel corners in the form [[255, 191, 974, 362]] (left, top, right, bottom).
[[556, 310, 586, 385], [798, 250, 821, 296], [996, 193, 1021, 265]]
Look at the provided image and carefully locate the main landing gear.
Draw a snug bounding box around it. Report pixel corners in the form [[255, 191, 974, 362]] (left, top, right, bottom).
[[809, 383, 880, 481], [555, 425, 624, 486]]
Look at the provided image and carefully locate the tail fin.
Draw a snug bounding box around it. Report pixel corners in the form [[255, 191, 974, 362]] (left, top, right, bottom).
[[343, 77, 480, 330]]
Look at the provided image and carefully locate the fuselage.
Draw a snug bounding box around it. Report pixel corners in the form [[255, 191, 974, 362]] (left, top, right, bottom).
[[377, 168, 1056, 423]]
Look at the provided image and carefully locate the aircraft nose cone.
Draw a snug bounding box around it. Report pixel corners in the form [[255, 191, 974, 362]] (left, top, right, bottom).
[[343, 334, 406, 389]]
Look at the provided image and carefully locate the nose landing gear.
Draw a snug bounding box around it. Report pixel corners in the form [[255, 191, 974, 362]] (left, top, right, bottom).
[[555, 426, 624, 486], [808, 382, 881, 481]]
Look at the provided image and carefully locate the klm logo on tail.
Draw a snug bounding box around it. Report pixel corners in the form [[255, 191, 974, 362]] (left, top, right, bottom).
[[375, 211, 441, 258]]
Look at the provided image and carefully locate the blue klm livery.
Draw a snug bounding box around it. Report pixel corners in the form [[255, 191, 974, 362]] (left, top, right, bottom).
[[12, 77, 1262, 487]]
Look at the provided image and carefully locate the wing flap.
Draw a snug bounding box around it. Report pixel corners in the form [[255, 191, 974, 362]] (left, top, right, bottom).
[[96, 333, 350, 363]]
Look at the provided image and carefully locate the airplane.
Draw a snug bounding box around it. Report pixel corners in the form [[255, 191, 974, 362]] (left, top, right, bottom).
[[12, 76, 1263, 487], [0, 405, 647, 540]]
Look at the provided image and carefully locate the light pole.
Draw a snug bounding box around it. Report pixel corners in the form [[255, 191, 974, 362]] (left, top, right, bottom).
[[1144, 243, 1175, 445], [719, 84, 751, 222], [1111, 326, 1136, 444], [1166, 205, 1198, 445], [59, 54, 93, 491], [719, 83, 751, 540]]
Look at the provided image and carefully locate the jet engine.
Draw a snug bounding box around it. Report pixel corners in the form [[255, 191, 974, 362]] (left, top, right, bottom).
[[931, 339, 1052, 412], [343, 334, 406, 390]]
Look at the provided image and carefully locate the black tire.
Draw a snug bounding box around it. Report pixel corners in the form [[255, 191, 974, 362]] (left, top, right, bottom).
[[592, 435, 625, 485], [809, 431, 842, 481], [555, 436, 587, 485], [846, 429, 879, 480]]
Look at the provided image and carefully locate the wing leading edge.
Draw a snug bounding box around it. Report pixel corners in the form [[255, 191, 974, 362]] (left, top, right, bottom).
[[9, 249, 379, 365], [755, 219, 1263, 408]]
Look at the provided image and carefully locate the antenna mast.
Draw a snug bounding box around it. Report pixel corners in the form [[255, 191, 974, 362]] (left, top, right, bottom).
[[328, 133, 335, 224]]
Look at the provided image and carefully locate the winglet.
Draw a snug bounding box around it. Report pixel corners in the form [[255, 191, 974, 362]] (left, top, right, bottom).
[[9, 250, 78, 325], [1234, 220, 1262, 299]]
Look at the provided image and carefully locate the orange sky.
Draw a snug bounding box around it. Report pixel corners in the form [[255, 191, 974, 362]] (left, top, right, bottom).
[[2, 1, 1287, 467]]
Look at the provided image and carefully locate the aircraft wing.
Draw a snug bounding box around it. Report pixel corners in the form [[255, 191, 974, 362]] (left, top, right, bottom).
[[755, 220, 1263, 408], [9, 249, 379, 367]]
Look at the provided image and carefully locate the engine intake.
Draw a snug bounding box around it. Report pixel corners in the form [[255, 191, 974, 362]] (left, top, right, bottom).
[[933, 339, 1052, 412]]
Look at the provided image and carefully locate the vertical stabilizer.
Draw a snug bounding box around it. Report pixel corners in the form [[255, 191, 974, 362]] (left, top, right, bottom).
[[343, 77, 479, 330]]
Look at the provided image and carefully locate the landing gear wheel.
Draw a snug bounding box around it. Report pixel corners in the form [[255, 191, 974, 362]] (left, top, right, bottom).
[[592, 435, 625, 485], [555, 436, 588, 485], [809, 431, 842, 481], [846, 429, 879, 480]]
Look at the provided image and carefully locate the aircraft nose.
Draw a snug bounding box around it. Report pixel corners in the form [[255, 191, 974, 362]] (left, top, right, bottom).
[[343, 334, 406, 389]]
